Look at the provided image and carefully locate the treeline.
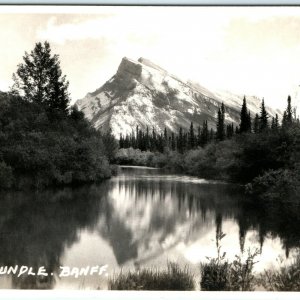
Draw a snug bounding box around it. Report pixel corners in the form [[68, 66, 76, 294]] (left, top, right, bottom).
[[0, 42, 117, 190], [119, 96, 296, 154], [119, 121, 217, 153]]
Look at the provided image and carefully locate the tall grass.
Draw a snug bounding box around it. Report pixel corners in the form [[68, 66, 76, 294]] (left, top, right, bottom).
[[200, 231, 259, 291], [108, 262, 195, 290], [258, 252, 300, 291]]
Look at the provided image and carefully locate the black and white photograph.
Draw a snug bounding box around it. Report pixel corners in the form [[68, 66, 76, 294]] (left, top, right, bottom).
[[0, 4, 299, 293]]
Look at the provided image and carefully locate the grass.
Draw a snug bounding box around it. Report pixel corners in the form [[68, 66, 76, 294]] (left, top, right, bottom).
[[108, 231, 300, 291], [258, 251, 300, 291], [108, 262, 195, 290], [200, 231, 259, 291]]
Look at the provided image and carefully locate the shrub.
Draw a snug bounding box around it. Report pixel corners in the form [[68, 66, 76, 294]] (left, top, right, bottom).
[[246, 168, 300, 202]]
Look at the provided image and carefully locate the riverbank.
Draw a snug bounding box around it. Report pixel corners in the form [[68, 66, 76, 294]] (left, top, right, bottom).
[[108, 253, 300, 291]]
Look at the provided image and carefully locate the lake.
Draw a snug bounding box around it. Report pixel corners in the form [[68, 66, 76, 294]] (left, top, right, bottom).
[[0, 166, 299, 289]]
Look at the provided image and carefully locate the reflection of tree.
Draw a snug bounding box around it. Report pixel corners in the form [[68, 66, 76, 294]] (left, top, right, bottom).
[[236, 200, 300, 257], [0, 185, 109, 289]]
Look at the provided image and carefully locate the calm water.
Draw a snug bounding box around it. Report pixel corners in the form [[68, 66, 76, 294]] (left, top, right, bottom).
[[0, 166, 299, 289]]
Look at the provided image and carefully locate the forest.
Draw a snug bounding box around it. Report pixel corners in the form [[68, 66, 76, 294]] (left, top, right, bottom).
[[116, 96, 300, 203], [0, 42, 117, 190]]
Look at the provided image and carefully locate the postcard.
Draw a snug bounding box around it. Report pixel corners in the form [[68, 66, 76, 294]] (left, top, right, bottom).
[[0, 4, 299, 296]]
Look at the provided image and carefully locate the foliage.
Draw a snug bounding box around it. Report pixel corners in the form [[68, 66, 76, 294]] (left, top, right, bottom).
[[246, 168, 300, 202], [258, 252, 300, 291], [109, 262, 195, 290], [216, 102, 225, 141], [240, 96, 252, 133], [12, 41, 70, 113], [200, 232, 259, 291], [0, 41, 116, 190], [0, 93, 114, 189]]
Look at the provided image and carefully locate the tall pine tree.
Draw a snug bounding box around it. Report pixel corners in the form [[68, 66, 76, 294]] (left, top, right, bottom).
[[216, 103, 225, 141], [259, 98, 268, 132]]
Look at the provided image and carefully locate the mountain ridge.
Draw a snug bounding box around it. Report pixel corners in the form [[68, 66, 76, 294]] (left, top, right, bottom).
[[76, 57, 281, 137]]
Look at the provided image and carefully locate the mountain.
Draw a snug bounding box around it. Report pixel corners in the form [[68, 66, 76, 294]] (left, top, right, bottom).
[[76, 57, 281, 137]]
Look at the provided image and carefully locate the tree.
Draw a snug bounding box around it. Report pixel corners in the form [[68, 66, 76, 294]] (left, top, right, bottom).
[[216, 103, 225, 141], [12, 41, 70, 113], [201, 121, 209, 146], [282, 95, 293, 128], [253, 114, 259, 134], [259, 98, 268, 132], [271, 114, 279, 131], [178, 127, 184, 154], [188, 122, 195, 149], [240, 96, 251, 133]]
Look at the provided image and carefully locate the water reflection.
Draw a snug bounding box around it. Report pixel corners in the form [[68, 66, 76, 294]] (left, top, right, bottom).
[[0, 166, 299, 289]]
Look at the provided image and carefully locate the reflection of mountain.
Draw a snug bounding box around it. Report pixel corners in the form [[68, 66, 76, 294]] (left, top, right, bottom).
[[96, 168, 300, 266], [95, 170, 244, 266]]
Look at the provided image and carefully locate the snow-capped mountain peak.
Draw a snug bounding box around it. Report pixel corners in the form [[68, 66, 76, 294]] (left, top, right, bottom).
[[76, 57, 281, 137]]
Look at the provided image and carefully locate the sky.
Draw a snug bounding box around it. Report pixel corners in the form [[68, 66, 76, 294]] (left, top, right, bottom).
[[1, 6, 300, 109]]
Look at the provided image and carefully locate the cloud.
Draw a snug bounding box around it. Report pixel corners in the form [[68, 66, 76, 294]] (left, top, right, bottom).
[[34, 7, 300, 109]]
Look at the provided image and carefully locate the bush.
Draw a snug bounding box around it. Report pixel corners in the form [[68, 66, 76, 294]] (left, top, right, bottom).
[[109, 262, 195, 290], [246, 168, 300, 202], [0, 92, 115, 190]]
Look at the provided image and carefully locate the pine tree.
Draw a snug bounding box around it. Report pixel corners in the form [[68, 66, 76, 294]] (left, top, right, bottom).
[[275, 114, 279, 129], [178, 127, 184, 154], [253, 114, 259, 133], [216, 103, 225, 141], [259, 98, 268, 132], [247, 110, 252, 132], [286, 95, 293, 123], [197, 125, 201, 147], [189, 122, 195, 149], [226, 123, 234, 139], [282, 95, 293, 128], [201, 120, 209, 146], [12, 41, 70, 113], [171, 132, 176, 151]]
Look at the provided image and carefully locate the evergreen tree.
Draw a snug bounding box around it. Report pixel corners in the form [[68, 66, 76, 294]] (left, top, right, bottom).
[[226, 123, 234, 139], [253, 113, 259, 134], [171, 132, 176, 151], [282, 95, 293, 128], [240, 96, 249, 133], [178, 127, 184, 154], [259, 98, 268, 132], [188, 122, 195, 149], [286, 95, 293, 123], [163, 127, 169, 150], [201, 120, 209, 146], [197, 125, 201, 147], [119, 134, 124, 148], [216, 103, 225, 141], [275, 114, 279, 129], [12, 41, 70, 113], [247, 110, 252, 132]]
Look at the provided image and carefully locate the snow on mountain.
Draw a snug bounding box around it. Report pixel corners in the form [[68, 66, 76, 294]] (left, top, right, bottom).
[[76, 57, 281, 137]]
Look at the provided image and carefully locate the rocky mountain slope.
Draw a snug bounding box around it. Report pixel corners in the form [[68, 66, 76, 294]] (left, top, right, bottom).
[[76, 57, 281, 137]]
